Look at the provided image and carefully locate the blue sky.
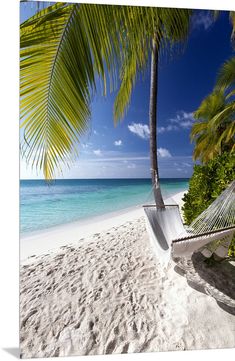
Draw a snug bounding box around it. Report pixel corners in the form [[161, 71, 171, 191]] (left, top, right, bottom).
[[20, 2, 234, 179]]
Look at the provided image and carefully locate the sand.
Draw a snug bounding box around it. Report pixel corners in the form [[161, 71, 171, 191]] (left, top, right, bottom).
[[20, 191, 235, 358]]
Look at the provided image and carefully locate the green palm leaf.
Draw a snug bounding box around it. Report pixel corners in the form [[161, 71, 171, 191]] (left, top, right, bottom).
[[21, 3, 90, 179], [20, 3, 122, 180], [216, 56, 235, 91], [20, 3, 192, 180], [229, 11, 235, 46], [114, 7, 191, 122], [192, 87, 235, 162], [20, 3, 192, 179]]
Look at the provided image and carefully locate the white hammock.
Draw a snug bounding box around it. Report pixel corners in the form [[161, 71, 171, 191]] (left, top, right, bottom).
[[144, 181, 235, 265]]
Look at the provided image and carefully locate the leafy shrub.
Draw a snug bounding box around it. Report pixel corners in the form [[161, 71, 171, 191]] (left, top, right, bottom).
[[182, 152, 235, 257], [228, 238, 235, 257]]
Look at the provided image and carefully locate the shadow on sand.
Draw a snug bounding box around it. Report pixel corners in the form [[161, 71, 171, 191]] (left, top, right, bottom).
[[174, 252, 235, 315]]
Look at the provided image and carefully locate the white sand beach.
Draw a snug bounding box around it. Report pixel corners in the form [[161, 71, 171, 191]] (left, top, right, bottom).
[[20, 190, 235, 358]]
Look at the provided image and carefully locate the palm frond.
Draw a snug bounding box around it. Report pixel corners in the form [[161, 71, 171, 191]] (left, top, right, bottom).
[[229, 11, 235, 47], [192, 90, 235, 162], [192, 132, 221, 162], [194, 92, 225, 121], [190, 121, 208, 141], [113, 7, 153, 121], [209, 100, 235, 129], [216, 56, 235, 91], [113, 7, 192, 122], [21, 4, 192, 178], [20, 3, 122, 180]]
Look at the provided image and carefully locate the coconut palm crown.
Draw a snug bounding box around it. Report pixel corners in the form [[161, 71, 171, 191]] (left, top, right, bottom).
[[20, 2, 192, 208], [191, 56, 235, 163]]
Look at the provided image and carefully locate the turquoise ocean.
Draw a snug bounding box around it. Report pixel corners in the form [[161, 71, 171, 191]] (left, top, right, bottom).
[[20, 178, 189, 234]]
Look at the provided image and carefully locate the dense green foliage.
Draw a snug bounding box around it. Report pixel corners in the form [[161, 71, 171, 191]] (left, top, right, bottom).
[[191, 57, 235, 164], [181, 17, 235, 258], [182, 152, 235, 225], [228, 238, 235, 257], [182, 152, 235, 257]]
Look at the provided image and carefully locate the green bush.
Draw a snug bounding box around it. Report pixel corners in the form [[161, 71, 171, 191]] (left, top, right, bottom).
[[182, 152, 235, 257], [228, 237, 235, 257]]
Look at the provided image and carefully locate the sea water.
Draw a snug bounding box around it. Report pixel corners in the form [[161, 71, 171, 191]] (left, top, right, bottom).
[[20, 178, 189, 234]]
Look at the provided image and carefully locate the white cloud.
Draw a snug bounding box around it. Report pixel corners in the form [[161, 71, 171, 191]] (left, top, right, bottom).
[[128, 112, 194, 139], [81, 142, 92, 149], [183, 162, 191, 168], [192, 11, 214, 31], [170, 111, 194, 129], [127, 163, 136, 169], [157, 111, 194, 134], [157, 148, 172, 158], [93, 130, 98, 135], [21, 153, 194, 180], [93, 149, 102, 156], [157, 124, 178, 134], [89, 156, 149, 162], [128, 123, 150, 139], [114, 140, 122, 146]]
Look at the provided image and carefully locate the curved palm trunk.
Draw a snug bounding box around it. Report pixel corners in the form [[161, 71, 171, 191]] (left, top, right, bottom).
[[149, 36, 165, 208]]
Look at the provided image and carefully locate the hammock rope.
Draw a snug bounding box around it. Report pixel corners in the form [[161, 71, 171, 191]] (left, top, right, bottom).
[[143, 181, 235, 261], [177, 180, 235, 240]]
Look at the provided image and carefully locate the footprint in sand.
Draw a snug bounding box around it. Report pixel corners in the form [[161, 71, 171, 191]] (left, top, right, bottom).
[[89, 321, 94, 330], [121, 343, 130, 353], [94, 288, 103, 301], [71, 286, 77, 294], [105, 339, 117, 354], [113, 326, 119, 335], [98, 269, 105, 280], [174, 340, 185, 351]]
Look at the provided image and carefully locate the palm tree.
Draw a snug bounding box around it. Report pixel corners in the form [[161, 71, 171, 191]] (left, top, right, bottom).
[[215, 57, 235, 152], [191, 92, 227, 162], [216, 56, 235, 90], [191, 57, 235, 163], [20, 3, 192, 203], [113, 9, 191, 206]]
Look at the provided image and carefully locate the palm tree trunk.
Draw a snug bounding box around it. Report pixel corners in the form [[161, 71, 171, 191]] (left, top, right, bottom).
[[149, 35, 165, 208]]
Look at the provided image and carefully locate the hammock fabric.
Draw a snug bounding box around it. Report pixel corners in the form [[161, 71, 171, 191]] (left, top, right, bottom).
[[144, 181, 235, 265]]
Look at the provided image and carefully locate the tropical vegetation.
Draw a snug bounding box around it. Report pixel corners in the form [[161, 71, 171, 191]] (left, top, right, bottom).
[[20, 3, 235, 221], [191, 57, 235, 163], [185, 32, 235, 229], [182, 152, 235, 224], [183, 53, 235, 258], [182, 152, 235, 257], [20, 2, 192, 207], [181, 9, 235, 258]]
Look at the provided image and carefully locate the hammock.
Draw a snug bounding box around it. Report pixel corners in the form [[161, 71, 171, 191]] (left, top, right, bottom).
[[144, 181, 235, 265]]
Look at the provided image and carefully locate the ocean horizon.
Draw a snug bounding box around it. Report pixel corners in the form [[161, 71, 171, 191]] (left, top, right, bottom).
[[20, 178, 189, 234]]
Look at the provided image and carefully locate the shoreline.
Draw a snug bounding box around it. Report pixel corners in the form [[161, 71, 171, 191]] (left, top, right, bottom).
[[20, 190, 187, 263], [20, 186, 235, 358]]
